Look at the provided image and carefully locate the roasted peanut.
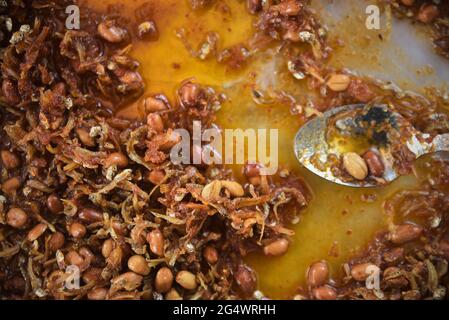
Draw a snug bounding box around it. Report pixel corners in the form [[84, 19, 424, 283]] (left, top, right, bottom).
[[128, 255, 150, 276], [112, 221, 127, 236], [179, 82, 200, 107], [343, 152, 368, 180], [102, 239, 115, 258], [147, 229, 165, 256], [165, 288, 182, 300], [104, 152, 129, 168], [2, 176, 21, 195], [307, 261, 329, 288], [244, 163, 261, 178], [235, 265, 256, 296], [389, 223, 423, 244], [176, 271, 197, 290], [82, 267, 102, 284], [148, 169, 165, 185], [1, 150, 20, 169], [87, 287, 108, 300], [327, 74, 351, 92], [69, 222, 86, 239], [203, 245, 218, 264], [147, 113, 164, 133], [263, 239, 289, 257], [6, 208, 28, 228], [350, 263, 377, 281], [363, 150, 385, 177], [78, 207, 103, 223], [312, 286, 337, 300], [107, 246, 123, 267], [27, 223, 47, 242], [143, 96, 167, 112], [79, 247, 94, 260], [417, 4, 438, 24], [66, 250, 84, 267], [76, 128, 96, 147], [48, 232, 65, 252], [155, 267, 173, 293], [47, 194, 64, 214]]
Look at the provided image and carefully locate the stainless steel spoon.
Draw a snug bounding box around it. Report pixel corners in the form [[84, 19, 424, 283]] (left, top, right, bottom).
[[294, 104, 449, 187]]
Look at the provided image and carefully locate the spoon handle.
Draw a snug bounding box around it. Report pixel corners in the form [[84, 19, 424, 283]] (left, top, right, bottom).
[[432, 133, 449, 153]]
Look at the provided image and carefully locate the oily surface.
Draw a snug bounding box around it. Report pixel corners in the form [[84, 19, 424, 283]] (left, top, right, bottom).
[[82, 0, 448, 298]]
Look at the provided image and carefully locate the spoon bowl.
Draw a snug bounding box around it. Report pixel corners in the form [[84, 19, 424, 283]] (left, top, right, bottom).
[[294, 104, 449, 188]]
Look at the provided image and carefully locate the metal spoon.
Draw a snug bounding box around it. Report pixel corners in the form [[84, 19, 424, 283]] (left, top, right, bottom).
[[294, 104, 449, 187]]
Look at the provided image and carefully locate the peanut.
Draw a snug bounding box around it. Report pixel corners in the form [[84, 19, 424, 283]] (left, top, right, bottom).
[[307, 261, 329, 288], [2, 176, 21, 195], [350, 263, 377, 281], [327, 74, 351, 92], [147, 229, 165, 256], [203, 245, 218, 264], [312, 286, 337, 300], [143, 96, 167, 113], [147, 113, 164, 133], [47, 194, 64, 214], [27, 223, 47, 242], [128, 255, 150, 276], [87, 287, 108, 300], [76, 128, 96, 147], [1, 150, 20, 169], [155, 267, 173, 293], [235, 265, 256, 296], [343, 152, 368, 180], [78, 207, 103, 223], [104, 152, 129, 168], [48, 232, 65, 252], [389, 223, 423, 244], [165, 288, 182, 300], [176, 271, 198, 290], [6, 208, 28, 228], [417, 4, 438, 24], [263, 239, 289, 257], [363, 150, 385, 177], [69, 222, 86, 239]]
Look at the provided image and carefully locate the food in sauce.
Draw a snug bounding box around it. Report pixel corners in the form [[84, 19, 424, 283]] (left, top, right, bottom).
[[0, 0, 448, 300]]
